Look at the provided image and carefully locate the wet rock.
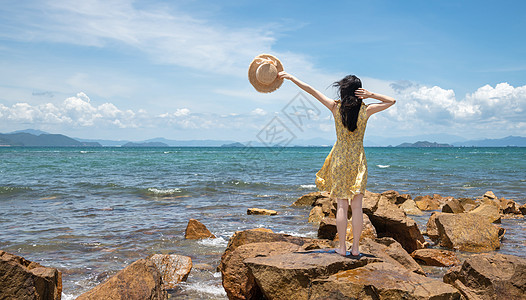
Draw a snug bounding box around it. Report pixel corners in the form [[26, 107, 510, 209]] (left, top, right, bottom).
[[184, 218, 216, 239], [148, 254, 192, 290], [0, 250, 62, 300], [310, 262, 461, 300], [443, 253, 526, 300], [308, 206, 324, 223], [399, 199, 424, 215], [520, 203, 526, 215], [333, 214, 377, 243], [415, 195, 440, 211], [366, 196, 426, 253], [77, 258, 165, 300], [468, 203, 501, 223], [426, 212, 443, 242], [498, 197, 521, 214], [247, 208, 277, 215], [435, 213, 500, 252], [411, 249, 460, 267], [442, 199, 465, 214], [219, 229, 335, 272], [317, 217, 337, 240], [360, 237, 425, 275], [292, 191, 330, 206], [221, 242, 301, 300], [244, 250, 380, 300]]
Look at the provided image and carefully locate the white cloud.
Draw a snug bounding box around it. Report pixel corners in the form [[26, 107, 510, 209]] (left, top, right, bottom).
[[251, 108, 267, 116]]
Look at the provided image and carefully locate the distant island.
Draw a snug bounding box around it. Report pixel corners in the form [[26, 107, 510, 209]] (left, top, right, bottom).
[[121, 142, 169, 147], [221, 142, 245, 147], [0, 132, 101, 147], [396, 141, 453, 148]]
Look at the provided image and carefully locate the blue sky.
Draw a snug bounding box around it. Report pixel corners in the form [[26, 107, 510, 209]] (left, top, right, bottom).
[[0, 0, 525, 144]]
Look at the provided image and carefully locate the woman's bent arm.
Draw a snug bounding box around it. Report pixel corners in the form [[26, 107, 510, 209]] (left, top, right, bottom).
[[279, 71, 337, 112], [355, 88, 396, 118]]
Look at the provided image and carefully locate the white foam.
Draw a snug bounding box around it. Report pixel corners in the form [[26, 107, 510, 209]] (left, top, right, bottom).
[[183, 282, 226, 296], [197, 237, 228, 247], [300, 184, 316, 189], [62, 293, 77, 300], [147, 188, 182, 195], [377, 165, 390, 168]]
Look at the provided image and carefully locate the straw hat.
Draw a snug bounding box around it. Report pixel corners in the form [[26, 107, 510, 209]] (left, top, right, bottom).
[[248, 54, 284, 93]]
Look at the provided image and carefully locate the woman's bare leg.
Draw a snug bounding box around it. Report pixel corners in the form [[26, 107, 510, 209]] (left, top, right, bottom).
[[350, 193, 364, 256], [336, 198, 349, 255]]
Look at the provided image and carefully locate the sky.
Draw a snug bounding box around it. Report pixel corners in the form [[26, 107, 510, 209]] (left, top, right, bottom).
[[0, 0, 525, 144]]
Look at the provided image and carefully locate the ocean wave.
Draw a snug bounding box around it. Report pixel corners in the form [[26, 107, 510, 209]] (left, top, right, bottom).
[[300, 184, 316, 189], [197, 237, 228, 247], [146, 188, 182, 196], [181, 281, 226, 297], [376, 165, 390, 168], [0, 186, 32, 195]]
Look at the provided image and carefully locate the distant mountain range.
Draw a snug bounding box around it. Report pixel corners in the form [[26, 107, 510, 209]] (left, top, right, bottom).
[[1, 129, 525, 147]]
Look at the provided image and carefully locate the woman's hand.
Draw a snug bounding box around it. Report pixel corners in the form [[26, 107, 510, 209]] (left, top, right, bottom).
[[355, 88, 373, 99], [278, 71, 294, 81]]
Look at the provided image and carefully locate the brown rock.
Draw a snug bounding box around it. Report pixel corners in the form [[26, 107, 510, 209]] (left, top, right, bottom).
[[221, 242, 301, 300], [314, 197, 336, 219], [399, 199, 424, 215], [318, 217, 337, 240], [77, 258, 165, 300], [310, 262, 461, 300], [184, 218, 215, 239], [333, 214, 377, 243], [292, 191, 329, 206], [366, 196, 426, 253], [0, 250, 62, 300], [469, 203, 501, 223], [458, 197, 478, 212], [219, 229, 335, 272], [411, 249, 460, 267], [147, 254, 192, 290], [415, 195, 440, 211], [435, 213, 500, 252], [443, 253, 526, 300], [483, 190, 497, 200], [442, 199, 465, 213], [360, 237, 425, 275], [498, 197, 521, 214], [246, 208, 277, 215], [363, 190, 381, 214], [308, 206, 324, 223], [520, 203, 526, 215], [426, 212, 443, 241], [380, 190, 399, 204], [244, 250, 380, 300]]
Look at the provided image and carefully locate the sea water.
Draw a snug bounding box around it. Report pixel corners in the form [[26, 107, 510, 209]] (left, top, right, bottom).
[[1, 146, 525, 299]]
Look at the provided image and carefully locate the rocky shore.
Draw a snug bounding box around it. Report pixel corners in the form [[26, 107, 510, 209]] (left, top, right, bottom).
[[1, 190, 525, 299]]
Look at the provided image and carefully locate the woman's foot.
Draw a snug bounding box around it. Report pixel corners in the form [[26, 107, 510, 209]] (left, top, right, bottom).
[[335, 249, 347, 256]]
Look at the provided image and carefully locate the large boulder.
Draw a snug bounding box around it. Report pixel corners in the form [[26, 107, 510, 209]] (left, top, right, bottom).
[[77, 258, 165, 300], [184, 218, 216, 239], [520, 203, 526, 215], [380, 190, 411, 205], [244, 250, 380, 300], [221, 242, 301, 300], [468, 203, 501, 223], [399, 199, 424, 215], [414, 195, 440, 211], [310, 262, 461, 300], [435, 213, 500, 252], [443, 253, 526, 300], [148, 254, 192, 290], [360, 237, 425, 275], [410, 249, 460, 267], [308, 206, 324, 223], [333, 214, 377, 243], [0, 250, 62, 300], [362, 190, 381, 214], [317, 217, 337, 240], [366, 196, 426, 253], [442, 199, 465, 214], [219, 229, 336, 272], [292, 191, 330, 206], [497, 197, 521, 214], [425, 212, 443, 242]]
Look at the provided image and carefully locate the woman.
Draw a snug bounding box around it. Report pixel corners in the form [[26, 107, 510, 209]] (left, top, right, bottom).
[[278, 71, 395, 257]]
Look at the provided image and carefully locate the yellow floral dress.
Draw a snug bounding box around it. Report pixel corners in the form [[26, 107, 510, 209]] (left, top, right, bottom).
[[316, 101, 368, 201]]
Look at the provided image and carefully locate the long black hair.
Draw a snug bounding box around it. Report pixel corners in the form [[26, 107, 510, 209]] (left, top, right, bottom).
[[334, 75, 362, 132]]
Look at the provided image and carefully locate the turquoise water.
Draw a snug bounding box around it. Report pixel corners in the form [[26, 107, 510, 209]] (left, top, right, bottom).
[[1, 147, 525, 299]]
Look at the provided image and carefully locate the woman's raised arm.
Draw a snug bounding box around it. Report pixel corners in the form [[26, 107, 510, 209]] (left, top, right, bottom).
[[279, 71, 337, 112], [355, 88, 396, 118]]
